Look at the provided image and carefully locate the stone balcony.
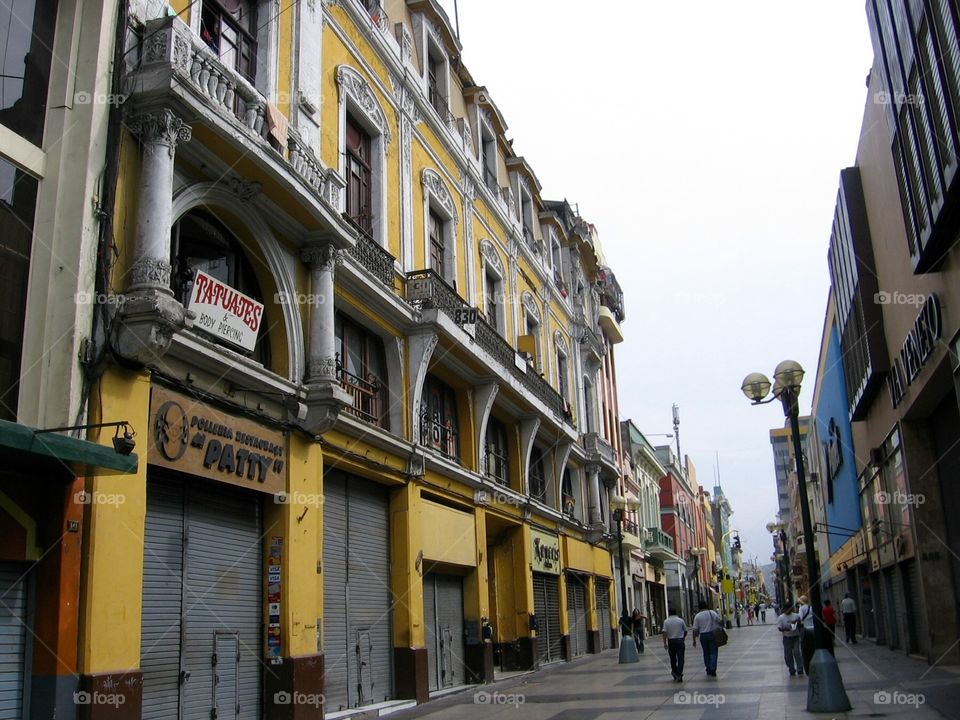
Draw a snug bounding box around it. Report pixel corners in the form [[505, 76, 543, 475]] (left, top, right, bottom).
[[619, 518, 643, 553], [126, 15, 352, 243], [405, 268, 575, 433], [581, 431, 619, 478]]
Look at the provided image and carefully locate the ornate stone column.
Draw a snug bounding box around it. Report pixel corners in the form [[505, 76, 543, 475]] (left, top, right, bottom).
[[587, 464, 603, 526], [128, 109, 191, 292], [113, 108, 191, 364], [298, 242, 350, 435], [301, 243, 341, 381]]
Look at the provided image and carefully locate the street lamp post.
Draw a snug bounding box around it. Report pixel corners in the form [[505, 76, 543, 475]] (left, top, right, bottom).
[[742, 361, 850, 712], [611, 494, 641, 663]]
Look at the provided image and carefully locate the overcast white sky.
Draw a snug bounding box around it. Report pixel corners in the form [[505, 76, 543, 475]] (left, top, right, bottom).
[[443, 1, 875, 561]]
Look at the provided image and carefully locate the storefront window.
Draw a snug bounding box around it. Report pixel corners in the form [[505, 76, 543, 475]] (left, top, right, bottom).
[[0, 0, 58, 146], [0, 158, 39, 420]]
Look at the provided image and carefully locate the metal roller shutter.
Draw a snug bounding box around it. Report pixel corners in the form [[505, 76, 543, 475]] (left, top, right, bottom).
[[0, 565, 29, 720], [435, 575, 465, 688], [532, 573, 561, 663], [903, 560, 923, 654], [566, 575, 588, 657], [141, 478, 262, 720], [182, 482, 262, 720], [323, 473, 392, 711], [424, 573, 466, 690], [424, 574, 438, 692], [142, 481, 186, 719], [322, 473, 348, 711], [596, 580, 612, 650]]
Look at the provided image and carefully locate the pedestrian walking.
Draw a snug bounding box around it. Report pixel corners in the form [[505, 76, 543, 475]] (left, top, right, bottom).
[[821, 599, 837, 655], [797, 595, 816, 674], [662, 607, 687, 682], [746, 605, 754, 625], [776, 603, 804, 676], [840, 592, 857, 643], [735, 605, 741, 628], [631, 608, 645, 653], [691, 601, 722, 677], [759, 602, 767, 623]]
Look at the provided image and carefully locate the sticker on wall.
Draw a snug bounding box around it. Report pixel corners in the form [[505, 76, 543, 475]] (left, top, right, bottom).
[[267, 536, 284, 664]]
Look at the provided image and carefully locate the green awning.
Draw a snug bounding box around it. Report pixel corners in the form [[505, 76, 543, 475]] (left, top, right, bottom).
[[0, 418, 139, 474]]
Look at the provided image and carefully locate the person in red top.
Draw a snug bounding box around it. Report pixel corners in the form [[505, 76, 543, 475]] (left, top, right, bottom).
[[821, 599, 837, 655]]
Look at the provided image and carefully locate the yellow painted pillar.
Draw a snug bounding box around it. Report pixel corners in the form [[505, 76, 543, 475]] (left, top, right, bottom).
[[79, 368, 151, 675], [586, 574, 598, 634], [390, 482, 426, 701], [463, 508, 488, 623], [513, 524, 534, 639], [558, 571, 569, 636], [263, 433, 324, 715]]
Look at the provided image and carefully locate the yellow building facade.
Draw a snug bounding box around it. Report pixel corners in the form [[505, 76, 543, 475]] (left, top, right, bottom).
[[68, 1, 629, 717]]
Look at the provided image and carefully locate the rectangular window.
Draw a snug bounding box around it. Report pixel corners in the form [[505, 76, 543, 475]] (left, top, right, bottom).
[[201, 0, 257, 82], [484, 270, 500, 332], [485, 417, 509, 486], [421, 375, 458, 460], [335, 312, 388, 428], [429, 210, 446, 279], [529, 446, 547, 502], [345, 116, 373, 236], [0, 159, 39, 420], [0, 0, 58, 145], [557, 351, 569, 401]]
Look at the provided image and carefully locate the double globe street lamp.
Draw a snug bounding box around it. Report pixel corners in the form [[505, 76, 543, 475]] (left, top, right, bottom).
[[611, 493, 641, 663], [742, 361, 850, 712]]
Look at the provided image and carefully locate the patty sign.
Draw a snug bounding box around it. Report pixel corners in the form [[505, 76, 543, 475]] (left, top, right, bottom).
[[187, 270, 264, 352]]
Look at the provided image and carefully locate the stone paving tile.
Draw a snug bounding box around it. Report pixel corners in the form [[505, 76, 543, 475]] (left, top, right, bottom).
[[388, 625, 959, 719]]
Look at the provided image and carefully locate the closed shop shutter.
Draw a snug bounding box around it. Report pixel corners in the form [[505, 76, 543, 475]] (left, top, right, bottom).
[[889, 564, 906, 652], [141, 478, 262, 720], [532, 573, 561, 663], [596, 580, 612, 650], [0, 565, 29, 720], [142, 481, 186, 719], [902, 560, 924, 654], [566, 575, 588, 657], [883, 568, 898, 648], [182, 482, 262, 720], [424, 573, 465, 690], [323, 473, 392, 712]]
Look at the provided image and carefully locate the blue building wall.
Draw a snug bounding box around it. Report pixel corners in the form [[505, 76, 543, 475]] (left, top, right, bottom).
[[814, 322, 862, 556]]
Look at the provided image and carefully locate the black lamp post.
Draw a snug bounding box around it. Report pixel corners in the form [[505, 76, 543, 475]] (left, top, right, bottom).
[[611, 493, 640, 663], [742, 361, 850, 712]]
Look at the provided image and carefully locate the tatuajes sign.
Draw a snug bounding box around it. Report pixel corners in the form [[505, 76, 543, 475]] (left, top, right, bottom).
[[149, 386, 286, 494], [531, 529, 561, 575], [187, 270, 264, 352]]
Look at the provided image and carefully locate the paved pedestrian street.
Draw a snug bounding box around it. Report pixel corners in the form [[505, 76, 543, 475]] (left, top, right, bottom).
[[389, 624, 960, 720]]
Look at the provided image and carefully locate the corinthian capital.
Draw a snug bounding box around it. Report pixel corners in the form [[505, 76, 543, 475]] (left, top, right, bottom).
[[129, 109, 192, 149], [301, 243, 343, 272]]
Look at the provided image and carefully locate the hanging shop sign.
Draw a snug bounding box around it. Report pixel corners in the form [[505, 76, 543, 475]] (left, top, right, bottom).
[[187, 270, 264, 352], [887, 293, 942, 408], [531, 529, 561, 575], [149, 386, 286, 495]]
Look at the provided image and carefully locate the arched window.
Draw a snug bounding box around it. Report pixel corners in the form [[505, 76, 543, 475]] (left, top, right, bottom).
[[421, 374, 458, 460], [170, 209, 271, 367], [485, 416, 509, 485]]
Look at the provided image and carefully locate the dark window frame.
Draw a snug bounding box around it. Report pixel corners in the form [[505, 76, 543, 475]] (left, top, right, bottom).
[[335, 311, 389, 429]]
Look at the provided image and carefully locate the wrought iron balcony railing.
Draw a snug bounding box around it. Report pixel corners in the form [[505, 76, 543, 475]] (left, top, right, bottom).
[[337, 358, 386, 428], [405, 269, 572, 426], [343, 215, 395, 287], [420, 413, 459, 461]]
